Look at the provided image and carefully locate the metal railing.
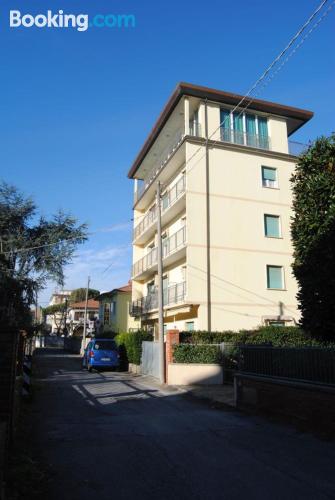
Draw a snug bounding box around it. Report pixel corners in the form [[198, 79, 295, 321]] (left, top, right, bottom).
[[129, 281, 187, 316], [132, 226, 186, 277], [220, 127, 271, 150], [288, 140, 308, 156], [134, 175, 186, 241], [133, 206, 157, 241], [162, 226, 186, 258], [238, 345, 335, 386], [189, 122, 202, 137], [132, 247, 158, 278]]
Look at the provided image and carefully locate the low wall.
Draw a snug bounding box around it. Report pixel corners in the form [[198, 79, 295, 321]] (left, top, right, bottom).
[[128, 363, 141, 375], [235, 373, 335, 434], [168, 363, 223, 386]]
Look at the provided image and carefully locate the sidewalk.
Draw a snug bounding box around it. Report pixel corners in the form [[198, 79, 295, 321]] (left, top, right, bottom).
[[130, 373, 236, 408], [177, 383, 235, 407]]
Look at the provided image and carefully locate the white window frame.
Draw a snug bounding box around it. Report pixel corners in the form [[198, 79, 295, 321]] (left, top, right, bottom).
[[262, 166, 278, 189], [264, 214, 282, 238], [266, 265, 285, 290], [220, 107, 270, 148]]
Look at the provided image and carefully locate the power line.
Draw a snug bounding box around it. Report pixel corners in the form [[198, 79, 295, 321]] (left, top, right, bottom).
[[184, 0, 333, 175]]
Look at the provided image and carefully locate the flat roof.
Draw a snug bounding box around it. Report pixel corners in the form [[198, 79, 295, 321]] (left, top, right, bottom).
[[127, 82, 313, 179]]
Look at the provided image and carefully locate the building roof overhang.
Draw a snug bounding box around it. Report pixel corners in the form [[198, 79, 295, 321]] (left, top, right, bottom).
[[127, 82, 314, 179]]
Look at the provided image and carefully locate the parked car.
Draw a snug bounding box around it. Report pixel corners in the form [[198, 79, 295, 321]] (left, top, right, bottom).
[[82, 338, 120, 372]]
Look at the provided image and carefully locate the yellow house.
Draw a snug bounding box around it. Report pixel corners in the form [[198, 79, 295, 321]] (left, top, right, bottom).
[[128, 82, 313, 335], [98, 281, 140, 334]]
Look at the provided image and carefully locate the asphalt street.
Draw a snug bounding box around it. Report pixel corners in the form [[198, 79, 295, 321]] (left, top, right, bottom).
[[24, 348, 335, 500]]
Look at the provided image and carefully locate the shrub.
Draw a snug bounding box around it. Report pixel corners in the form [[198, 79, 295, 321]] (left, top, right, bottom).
[[180, 330, 249, 345], [115, 331, 153, 365], [173, 344, 223, 364], [179, 327, 334, 348]]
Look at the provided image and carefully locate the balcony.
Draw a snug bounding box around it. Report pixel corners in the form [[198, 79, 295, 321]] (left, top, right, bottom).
[[129, 281, 187, 317], [220, 127, 271, 150], [133, 175, 186, 244], [132, 226, 187, 279], [134, 122, 202, 207]]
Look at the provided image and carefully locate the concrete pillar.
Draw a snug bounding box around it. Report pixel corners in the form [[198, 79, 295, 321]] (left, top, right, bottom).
[[165, 329, 180, 383], [198, 101, 206, 138], [184, 97, 190, 136]]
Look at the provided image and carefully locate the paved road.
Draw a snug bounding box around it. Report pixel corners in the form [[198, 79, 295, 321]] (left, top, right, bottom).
[[26, 349, 335, 500]]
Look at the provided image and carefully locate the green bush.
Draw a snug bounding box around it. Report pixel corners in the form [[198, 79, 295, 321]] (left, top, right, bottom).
[[179, 327, 334, 348], [115, 331, 153, 365], [173, 344, 223, 364]]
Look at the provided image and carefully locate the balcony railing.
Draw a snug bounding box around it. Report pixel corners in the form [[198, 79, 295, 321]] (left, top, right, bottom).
[[129, 281, 187, 317], [220, 127, 271, 150], [133, 206, 157, 241], [288, 140, 308, 156], [133, 175, 186, 241], [132, 226, 186, 278], [189, 122, 202, 137], [162, 226, 186, 259]]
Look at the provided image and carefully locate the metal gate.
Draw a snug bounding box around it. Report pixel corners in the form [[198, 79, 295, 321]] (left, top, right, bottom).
[[141, 341, 160, 379]]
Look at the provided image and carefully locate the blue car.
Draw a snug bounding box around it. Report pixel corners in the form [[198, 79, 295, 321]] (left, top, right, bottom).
[[82, 338, 120, 372]]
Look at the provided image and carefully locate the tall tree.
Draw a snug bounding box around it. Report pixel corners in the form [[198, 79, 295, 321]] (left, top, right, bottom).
[[0, 182, 87, 329], [291, 134, 335, 340], [70, 288, 100, 303]]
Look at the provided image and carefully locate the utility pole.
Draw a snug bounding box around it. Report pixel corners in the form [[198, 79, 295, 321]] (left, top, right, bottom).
[[205, 99, 212, 333], [81, 276, 90, 355], [156, 182, 165, 384]]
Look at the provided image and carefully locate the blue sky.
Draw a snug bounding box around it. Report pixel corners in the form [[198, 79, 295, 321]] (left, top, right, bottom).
[[1, 0, 334, 306]]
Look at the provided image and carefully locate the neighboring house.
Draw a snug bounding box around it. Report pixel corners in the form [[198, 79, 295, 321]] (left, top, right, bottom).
[[46, 290, 72, 334], [128, 82, 313, 336], [67, 299, 100, 336], [98, 281, 140, 334]]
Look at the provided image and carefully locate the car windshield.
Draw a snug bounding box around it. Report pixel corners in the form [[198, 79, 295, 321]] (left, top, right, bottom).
[[93, 340, 117, 351]]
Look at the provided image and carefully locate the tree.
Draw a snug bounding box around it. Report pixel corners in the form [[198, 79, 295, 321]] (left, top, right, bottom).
[[42, 303, 68, 335], [0, 181, 88, 330], [70, 288, 100, 303], [291, 134, 335, 340]]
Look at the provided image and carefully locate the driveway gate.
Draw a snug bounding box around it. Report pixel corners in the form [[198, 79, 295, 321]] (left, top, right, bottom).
[[141, 341, 160, 379]]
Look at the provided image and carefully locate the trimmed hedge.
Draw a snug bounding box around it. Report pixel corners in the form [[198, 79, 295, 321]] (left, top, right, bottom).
[[180, 326, 334, 348], [115, 331, 153, 365], [173, 344, 223, 364]]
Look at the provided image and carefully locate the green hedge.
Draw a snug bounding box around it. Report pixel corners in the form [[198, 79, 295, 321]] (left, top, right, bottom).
[[115, 331, 153, 365], [180, 327, 334, 348], [173, 344, 223, 364]]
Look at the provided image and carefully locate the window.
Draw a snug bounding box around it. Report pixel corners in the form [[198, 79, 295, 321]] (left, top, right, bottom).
[[185, 321, 194, 332], [111, 301, 116, 315], [162, 191, 169, 211], [258, 117, 269, 149], [267, 320, 286, 327], [262, 166, 277, 188], [220, 109, 269, 149], [220, 109, 231, 141], [267, 266, 284, 290], [233, 112, 244, 144], [103, 303, 110, 325], [264, 214, 281, 238]]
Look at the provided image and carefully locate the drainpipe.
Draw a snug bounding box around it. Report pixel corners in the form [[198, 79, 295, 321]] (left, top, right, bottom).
[[205, 100, 212, 333]]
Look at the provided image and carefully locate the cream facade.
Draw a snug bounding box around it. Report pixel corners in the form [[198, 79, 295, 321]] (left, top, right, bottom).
[[128, 83, 313, 335]]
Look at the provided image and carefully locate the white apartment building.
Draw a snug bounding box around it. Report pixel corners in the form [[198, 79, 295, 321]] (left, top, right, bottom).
[[128, 83, 313, 335]]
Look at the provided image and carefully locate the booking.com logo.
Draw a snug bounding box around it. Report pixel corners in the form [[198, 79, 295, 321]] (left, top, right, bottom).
[[9, 10, 136, 32]]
